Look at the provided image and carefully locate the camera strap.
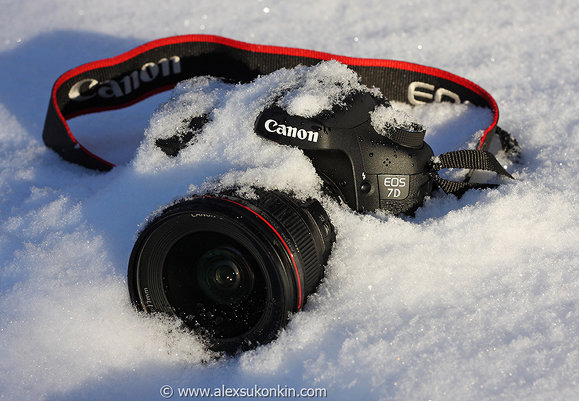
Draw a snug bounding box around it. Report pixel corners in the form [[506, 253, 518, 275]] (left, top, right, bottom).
[[42, 34, 517, 192]]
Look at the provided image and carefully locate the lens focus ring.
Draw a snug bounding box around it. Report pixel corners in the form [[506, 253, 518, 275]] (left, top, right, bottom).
[[249, 191, 330, 300]]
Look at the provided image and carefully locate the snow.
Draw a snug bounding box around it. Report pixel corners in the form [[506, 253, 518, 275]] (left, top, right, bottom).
[[370, 103, 423, 138], [0, 1, 577, 400]]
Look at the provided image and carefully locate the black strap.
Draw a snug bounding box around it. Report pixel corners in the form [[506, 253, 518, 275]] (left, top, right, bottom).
[[42, 34, 505, 171], [429, 149, 513, 196], [496, 126, 521, 160]]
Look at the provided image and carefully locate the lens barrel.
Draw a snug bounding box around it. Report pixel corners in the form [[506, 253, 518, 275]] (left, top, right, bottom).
[[128, 190, 334, 353]]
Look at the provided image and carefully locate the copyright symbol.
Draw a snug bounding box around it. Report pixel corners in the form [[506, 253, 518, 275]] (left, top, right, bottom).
[[160, 385, 174, 399]]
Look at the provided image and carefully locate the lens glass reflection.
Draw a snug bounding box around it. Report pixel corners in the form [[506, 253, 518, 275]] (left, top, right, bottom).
[[163, 232, 266, 339]]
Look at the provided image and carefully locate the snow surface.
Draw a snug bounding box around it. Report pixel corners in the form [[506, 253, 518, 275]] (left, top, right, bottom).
[[1, 1, 578, 400]]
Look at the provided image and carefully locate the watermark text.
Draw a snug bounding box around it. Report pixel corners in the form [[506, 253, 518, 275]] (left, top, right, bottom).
[[160, 384, 327, 399]]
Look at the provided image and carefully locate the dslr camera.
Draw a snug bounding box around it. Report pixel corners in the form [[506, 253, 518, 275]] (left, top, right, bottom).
[[127, 91, 436, 353], [40, 36, 515, 354]]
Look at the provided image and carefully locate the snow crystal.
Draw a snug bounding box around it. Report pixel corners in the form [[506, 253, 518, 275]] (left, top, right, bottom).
[[370, 103, 424, 139]]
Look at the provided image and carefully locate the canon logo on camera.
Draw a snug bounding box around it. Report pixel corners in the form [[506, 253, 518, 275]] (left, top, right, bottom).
[[68, 56, 182, 101], [264, 119, 320, 143]]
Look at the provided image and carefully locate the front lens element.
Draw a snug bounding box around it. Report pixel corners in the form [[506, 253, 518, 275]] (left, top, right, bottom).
[[197, 246, 254, 304], [163, 233, 265, 340]]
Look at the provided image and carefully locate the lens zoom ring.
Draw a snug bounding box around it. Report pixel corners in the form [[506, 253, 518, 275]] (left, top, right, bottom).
[[257, 193, 322, 297]]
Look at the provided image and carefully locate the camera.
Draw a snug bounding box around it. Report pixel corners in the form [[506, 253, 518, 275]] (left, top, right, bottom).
[[128, 90, 436, 353], [39, 36, 515, 354]]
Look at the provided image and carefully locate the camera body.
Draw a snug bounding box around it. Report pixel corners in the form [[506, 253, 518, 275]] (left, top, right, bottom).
[[254, 91, 434, 215]]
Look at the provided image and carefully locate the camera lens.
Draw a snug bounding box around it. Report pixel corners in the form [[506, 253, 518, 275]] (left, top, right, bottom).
[[128, 190, 334, 353]]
